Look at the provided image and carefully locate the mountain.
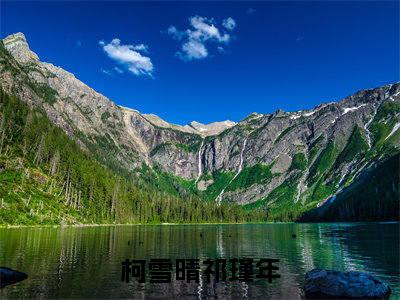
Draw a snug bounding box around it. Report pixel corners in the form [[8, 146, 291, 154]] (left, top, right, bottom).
[[1, 32, 399, 223], [299, 153, 399, 222]]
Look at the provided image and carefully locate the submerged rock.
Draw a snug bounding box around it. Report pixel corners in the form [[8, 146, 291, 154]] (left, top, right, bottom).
[[304, 269, 391, 299], [0, 267, 28, 288]]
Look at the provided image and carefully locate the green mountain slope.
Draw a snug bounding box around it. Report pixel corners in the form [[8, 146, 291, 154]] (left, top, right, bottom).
[[0, 32, 399, 224], [0, 90, 266, 225], [299, 154, 399, 222]]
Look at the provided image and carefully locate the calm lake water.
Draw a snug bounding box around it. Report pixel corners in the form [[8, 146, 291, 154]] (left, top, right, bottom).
[[0, 223, 399, 299]]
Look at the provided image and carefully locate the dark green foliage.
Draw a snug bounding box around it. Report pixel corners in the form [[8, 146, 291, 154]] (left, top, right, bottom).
[[0, 166, 85, 225], [369, 101, 400, 149], [335, 126, 368, 166], [305, 140, 340, 204], [299, 154, 400, 222], [243, 173, 309, 221], [290, 153, 307, 171], [31, 83, 59, 105], [151, 142, 182, 156], [150, 140, 200, 156], [370, 120, 397, 149], [150, 143, 167, 156], [0, 41, 58, 106], [306, 126, 376, 205], [242, 113, 257, 122], [308, 135, 324, 164], [0, 89, 267, 225], [22, 62, 48, 78], [199, 171, 235, 201], [226, 164, 273, 192], [246, 116, 264, 126], [174, 143, 191, 152], [136, 164, 196, 197], [0, 41, 21, 77], [101, 111, 111, 123], [274, 125, 294, 144], [375, 101, 400, 120], [308, 141, 336, 183], [310, 177, 336, 204]]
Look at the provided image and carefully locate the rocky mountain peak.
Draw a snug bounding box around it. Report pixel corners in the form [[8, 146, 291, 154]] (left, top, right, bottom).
[[3, 32, 39, 63], [273, 109, 286, 117], [1, 32, 399, 211], [186, 120, 236, 136]]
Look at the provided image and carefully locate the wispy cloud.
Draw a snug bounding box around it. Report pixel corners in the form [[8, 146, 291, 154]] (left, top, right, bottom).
[[166, 16, 236, 61], [101, 68, 112, 76], [217, 46, 226, 54], [167, 26, 185, 41], [101, 66, 125, 76], [114, 66, 124, 74], [99, 38, 153, 77], [222, 17, 236, 31]]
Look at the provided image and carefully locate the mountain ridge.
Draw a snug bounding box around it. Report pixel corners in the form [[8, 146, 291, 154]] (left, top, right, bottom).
[[3, 32, 236, 137], [4, 32, 393, 131], [1, 32, 399, 221]]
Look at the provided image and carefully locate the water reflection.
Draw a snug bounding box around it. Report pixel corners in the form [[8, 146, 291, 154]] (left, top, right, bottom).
[[0, 223, 398, 299]]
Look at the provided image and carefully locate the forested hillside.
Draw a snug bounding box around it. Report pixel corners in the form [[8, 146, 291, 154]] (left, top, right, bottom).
[[0, 90, 267, 225], [0, 32, 399, 224], [299, 153, 399, 222]]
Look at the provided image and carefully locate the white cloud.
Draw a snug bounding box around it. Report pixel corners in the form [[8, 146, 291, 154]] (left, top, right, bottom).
[[132, 43, 149, 53], [167, 26, 185, 40], [222, 17, 236, 31], [180, 40, 208, 60], [99, 38, 153, 76], [166, 15, 236, 61], [188, 16, 230, 43]]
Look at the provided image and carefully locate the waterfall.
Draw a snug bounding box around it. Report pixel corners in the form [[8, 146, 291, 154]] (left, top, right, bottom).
[[337, 172, 348, 188], [215, 186, 227, 205], [295, 177, 304, 203], [195, 140, 204, 184], [215, 137, 248, 204], [364, 105, 378, 149], [238, 138, 247, 173]]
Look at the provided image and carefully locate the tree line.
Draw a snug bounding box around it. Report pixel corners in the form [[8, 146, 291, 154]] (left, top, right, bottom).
[[0, 89, 268, 225]]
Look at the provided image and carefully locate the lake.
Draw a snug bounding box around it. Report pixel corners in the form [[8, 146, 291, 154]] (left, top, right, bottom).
[[0, 223, 399, 299]]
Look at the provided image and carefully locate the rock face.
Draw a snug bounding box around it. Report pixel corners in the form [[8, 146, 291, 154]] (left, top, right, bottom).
[[304, 269, 391, 299], [0, 32, 399, 213], [0, 267, 28, 288], [142, 114, 236, 137], [185, 120, 236, 136], [3, 32, 39, 63]]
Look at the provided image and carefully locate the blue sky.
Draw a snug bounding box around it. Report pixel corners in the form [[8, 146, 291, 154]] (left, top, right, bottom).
[[2, 1, 399, 125]]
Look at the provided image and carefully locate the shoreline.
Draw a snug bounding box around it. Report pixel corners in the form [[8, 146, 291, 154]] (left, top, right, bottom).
[[0, 222, 279, 228], [1, 221, 397, 229]]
